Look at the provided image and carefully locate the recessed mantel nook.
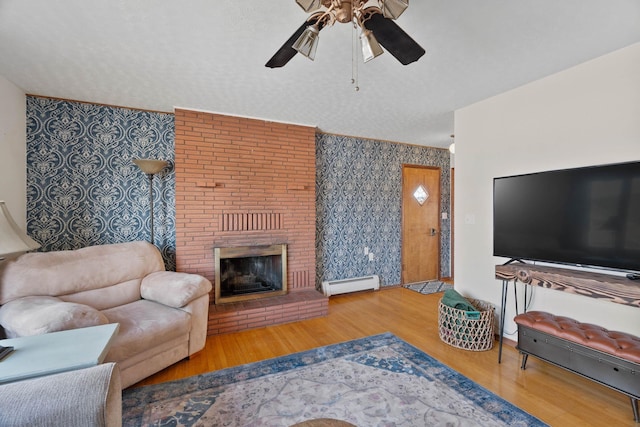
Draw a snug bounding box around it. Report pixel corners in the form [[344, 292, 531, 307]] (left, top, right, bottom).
[[174, 109, 327, 335], [215, 244, 288, 304]]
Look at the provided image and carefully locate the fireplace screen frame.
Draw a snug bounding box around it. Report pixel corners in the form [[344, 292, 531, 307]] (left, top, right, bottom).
[[214, 244, 287, 304]]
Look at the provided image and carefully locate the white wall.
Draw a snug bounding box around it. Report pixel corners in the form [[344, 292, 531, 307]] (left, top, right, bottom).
[[0, 76, 27, 226], [454, 42, 640, 340]]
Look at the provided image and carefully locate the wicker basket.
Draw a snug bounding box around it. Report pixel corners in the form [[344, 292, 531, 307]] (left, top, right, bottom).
[[438, 298, 495, 351]]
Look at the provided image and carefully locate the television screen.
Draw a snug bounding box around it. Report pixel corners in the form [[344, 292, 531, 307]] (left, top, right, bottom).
[[493, 161, 640, 273]]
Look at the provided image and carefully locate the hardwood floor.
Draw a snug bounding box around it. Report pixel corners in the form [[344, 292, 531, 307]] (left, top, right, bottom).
[[133, 287, 635, 426]]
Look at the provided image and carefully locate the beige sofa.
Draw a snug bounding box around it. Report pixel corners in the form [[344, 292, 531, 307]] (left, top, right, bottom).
[[0, 241, 212, 388]]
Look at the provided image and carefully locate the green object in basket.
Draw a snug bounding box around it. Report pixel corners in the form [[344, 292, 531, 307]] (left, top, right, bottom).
[[442, 289, 479, 314]]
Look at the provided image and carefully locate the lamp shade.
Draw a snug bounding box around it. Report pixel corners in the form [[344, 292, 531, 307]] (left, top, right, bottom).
[[360, 30, 384, 63], [296, 0, 323, 12], [381, 0, 409, 19], [133, 159, 168, 175], [0, 201, 40, 259], [293, 24, 320, 60]]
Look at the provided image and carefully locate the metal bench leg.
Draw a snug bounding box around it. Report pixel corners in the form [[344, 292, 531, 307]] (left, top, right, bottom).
[[520, 353, 529, 370], [631, 397, 639, 423]]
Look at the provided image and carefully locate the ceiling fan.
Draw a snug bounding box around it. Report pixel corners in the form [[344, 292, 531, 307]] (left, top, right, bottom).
[[265, 0, 425, 68]]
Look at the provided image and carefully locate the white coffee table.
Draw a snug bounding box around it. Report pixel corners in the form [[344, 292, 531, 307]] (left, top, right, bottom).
[[0, 323, 119, 384]]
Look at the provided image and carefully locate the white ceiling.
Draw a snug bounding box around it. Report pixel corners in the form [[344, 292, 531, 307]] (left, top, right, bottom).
[[1, 1, 639, 149]]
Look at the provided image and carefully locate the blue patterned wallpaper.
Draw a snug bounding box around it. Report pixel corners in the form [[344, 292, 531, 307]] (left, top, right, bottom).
[[24, 96, 450, 282], [316, 134, 451, 287], [25, 96, 176, 269]]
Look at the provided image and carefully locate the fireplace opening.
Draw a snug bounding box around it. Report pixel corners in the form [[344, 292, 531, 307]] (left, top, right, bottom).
[[214, 244, 287, 304]]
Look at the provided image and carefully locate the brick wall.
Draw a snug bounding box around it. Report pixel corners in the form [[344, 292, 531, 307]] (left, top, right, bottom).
[[174, 109, 326, 334]]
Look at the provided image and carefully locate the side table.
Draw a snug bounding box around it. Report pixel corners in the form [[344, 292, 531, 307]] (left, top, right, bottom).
[[0, 323, 119, 384]]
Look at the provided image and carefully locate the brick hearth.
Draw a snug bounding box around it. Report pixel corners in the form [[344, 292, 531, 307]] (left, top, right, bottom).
[[208, 289, 327, 335], [173, 109, 328, 335]]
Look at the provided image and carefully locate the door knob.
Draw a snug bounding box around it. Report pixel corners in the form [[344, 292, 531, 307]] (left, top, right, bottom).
[[429, 228, 438, 236]]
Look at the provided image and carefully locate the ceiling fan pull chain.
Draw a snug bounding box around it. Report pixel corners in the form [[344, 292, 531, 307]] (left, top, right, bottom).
[[352, 17, 359, 91]]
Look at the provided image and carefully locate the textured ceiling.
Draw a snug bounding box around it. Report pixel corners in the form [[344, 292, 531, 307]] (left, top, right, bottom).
[[1, 1, 639, 148]]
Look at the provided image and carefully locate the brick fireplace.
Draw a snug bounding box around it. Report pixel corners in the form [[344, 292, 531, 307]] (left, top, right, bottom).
[[174, 109, 328, 335]]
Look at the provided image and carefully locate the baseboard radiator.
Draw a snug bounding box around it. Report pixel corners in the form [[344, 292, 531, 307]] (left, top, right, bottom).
[[321, 275, 380, 297]]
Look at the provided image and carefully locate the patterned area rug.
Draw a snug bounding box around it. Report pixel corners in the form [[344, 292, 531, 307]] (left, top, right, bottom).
[[122, 333, 546, 427], [404, 280, 453, 295]]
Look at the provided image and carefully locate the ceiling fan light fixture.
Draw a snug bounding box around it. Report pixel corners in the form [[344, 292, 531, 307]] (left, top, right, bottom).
[[360, 29, 384, 63], [381, 0, 409, 19], [266, 1, 424, 68], [295, 0, 323, 12], [293, 24, 320, 60]]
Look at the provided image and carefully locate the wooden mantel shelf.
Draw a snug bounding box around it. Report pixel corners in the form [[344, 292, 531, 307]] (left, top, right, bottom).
[[495, 263, 640, 308]]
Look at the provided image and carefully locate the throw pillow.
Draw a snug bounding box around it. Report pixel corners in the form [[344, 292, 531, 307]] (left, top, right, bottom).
[[0, 296, 109, 337]]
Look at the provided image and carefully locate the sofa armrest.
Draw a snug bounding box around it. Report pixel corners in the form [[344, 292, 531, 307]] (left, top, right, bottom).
[[140, 271, 212, 308], [0, 362, 122, 427]]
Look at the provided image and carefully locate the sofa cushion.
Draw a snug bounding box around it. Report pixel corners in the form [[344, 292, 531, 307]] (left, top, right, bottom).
[[0, 296, 109, 337], [102, 299, 191, 363], [0, 241, 165, 305], [60, 279, 142, 311]]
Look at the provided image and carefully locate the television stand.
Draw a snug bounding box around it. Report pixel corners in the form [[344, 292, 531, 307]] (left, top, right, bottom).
[[494, 263, 640, 363]]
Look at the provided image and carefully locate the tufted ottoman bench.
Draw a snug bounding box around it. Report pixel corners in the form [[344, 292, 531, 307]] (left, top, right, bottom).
[[514, 311, 640, 422]]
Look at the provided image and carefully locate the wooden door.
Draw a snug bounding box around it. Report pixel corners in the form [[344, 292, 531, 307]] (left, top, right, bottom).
[[450, 167, 454, 281], [402, 165, 441, 284]]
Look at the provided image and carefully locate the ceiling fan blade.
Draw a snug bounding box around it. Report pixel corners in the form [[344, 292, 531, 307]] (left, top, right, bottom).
[[363, 12, 425, 65], [265, 18, 321, 68]]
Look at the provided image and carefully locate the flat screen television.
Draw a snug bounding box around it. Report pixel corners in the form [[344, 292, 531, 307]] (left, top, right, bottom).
[[493, 161, 640, 273]]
